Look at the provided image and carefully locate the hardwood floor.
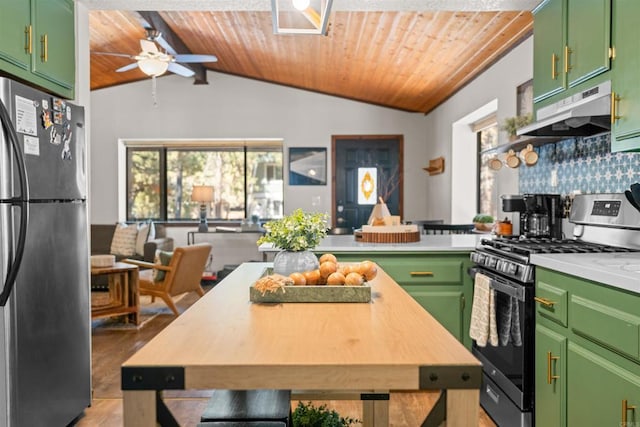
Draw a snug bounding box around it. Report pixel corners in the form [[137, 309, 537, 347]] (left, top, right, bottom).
[[74, 285, 496, 426]]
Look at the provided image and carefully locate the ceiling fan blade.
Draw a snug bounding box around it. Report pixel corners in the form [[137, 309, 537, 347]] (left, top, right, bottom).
[[140, 39, 159, 54], [92, 51, 135, 59], [173, 54, 218, 63], [116, 63, 140, 73], [154, 34, 177, 56], [167, 62, 195, 77]]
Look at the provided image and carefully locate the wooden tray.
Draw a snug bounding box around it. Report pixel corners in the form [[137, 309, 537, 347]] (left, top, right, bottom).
[[359, 231, 420, 243], [250, 269, 371, 303]]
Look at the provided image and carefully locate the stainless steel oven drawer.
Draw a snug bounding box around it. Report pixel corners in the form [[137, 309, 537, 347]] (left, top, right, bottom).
[[480, 373, 533, 427]]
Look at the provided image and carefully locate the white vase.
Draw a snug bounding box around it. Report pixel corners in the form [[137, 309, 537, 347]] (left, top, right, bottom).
[[272, 250, 319, 276]]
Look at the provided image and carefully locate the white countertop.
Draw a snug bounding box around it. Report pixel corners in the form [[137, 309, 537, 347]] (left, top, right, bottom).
[[531, 252, 640, 294], [259, 234, 483, 253]]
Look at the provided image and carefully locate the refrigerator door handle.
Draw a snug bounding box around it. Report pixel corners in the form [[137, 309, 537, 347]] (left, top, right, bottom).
[[0, 97, 30, 306], [0, 202, 28, 306]]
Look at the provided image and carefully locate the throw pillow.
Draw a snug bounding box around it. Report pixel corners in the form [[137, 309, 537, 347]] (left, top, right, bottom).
[[135, 222, 151, 256], [152, 250, 173, 282], [110, 223, 138, 257]]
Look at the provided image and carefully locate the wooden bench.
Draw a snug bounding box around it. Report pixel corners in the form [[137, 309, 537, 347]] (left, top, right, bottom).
[[200, 390, 291, 426]]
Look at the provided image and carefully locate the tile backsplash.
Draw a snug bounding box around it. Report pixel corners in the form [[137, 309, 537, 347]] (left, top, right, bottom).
[[519, 133, 640, 195]]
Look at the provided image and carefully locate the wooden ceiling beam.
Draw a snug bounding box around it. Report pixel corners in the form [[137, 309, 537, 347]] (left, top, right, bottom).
[[136, 11, 208, 85]]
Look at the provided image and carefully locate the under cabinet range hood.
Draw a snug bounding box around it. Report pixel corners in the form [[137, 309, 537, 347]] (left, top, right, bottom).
[[518, 80, 611, 137]]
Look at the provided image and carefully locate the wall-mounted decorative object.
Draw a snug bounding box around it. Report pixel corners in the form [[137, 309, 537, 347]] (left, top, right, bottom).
[[357, 167, 377, 205], [423, 157, 445, 175], [289, 147, 327, 185]]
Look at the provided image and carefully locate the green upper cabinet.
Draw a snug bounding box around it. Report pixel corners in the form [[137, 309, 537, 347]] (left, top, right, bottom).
[[533, 0, 611, 103], [565, 0, 611, 88], [0, 0, 75, 99], [533, 0, 566, 102], [0, 0, 31, 72], [611, 0, 640, 152]]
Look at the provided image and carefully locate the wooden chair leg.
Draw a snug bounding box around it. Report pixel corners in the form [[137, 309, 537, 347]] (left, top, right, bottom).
[[196, 286, 205, 297], [160, 295, 180, 316]]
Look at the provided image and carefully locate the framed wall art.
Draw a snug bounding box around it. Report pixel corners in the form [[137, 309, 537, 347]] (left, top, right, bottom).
[[288, 147, 327, 185]]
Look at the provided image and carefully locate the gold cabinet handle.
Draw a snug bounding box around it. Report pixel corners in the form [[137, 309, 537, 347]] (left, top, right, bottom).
[[534, 296, 555, 307], [551, 53, 558, 80], [612, 91, 621, 124], [40, 34, 48, 62], [622, 399, 636, 425], [410, 271, 434, 276], [547, 351, 559, 384], [24, 25, 32, 54], [564, 45, 572, 73]]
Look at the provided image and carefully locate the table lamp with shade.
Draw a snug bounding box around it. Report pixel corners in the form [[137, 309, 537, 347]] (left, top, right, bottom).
[[191, 185, 214, 232]]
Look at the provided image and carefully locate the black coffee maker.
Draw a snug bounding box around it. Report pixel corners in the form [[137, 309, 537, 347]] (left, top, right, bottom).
[[502, 193, 563, 238]]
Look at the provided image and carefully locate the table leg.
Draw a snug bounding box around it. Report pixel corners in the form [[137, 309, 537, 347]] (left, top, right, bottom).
[[362, 394, 389, 427], [123, 390, 156, 427], [445, 389, 479, 426]]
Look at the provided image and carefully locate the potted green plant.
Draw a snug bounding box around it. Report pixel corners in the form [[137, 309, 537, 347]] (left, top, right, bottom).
[[472, 213, 495, 232], [257, 209, 329, 276], [500, 114, 533, 141], [292, 401, 360, 427]]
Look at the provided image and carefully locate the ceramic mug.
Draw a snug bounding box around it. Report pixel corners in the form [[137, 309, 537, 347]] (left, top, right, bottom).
[[488, 157, 503, 171], [505, 149, 520, 168], [522, 144, 538, 166]]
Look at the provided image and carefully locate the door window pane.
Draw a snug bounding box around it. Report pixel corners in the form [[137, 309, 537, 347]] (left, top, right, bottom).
[[247, 149, 283, 220]]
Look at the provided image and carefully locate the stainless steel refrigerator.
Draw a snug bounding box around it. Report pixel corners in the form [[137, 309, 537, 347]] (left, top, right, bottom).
[[0, 77, 90, 426]]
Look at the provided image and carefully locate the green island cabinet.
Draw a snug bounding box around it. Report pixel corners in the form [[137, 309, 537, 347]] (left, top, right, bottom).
[[532, 0, 611, 103], [0, 0, 75, 99], [325, 251, 473, 348], [610, 0, 640, 152], [535, 267, 640, 426]]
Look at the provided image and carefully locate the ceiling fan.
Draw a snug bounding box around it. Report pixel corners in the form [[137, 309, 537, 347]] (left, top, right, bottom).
[[94, 28, 218, 78]]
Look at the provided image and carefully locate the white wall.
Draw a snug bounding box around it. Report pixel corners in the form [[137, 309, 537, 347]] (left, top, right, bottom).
[[89, 72, 427, 224], [423, 36, 533, 222]]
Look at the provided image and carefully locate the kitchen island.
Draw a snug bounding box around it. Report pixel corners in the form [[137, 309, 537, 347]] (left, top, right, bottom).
[[121, 262, 481, 427], [261, 233, 483, 347], [260, 233, 483, 255]]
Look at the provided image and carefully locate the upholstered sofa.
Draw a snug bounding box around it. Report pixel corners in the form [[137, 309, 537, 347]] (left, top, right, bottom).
[[90, 223, 174, 263]]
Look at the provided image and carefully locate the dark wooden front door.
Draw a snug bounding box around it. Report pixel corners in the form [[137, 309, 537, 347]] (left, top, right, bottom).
[[332, 135, 403, 231]]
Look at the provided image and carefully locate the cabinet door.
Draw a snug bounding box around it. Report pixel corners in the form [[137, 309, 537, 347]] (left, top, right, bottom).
[[32, 0, 75, 91], [535, 325, 566, 427], [611, 0, 640, 152], [568, 343, 640, 426], [0, 0, 31, 71], [533, 0, 566, 102], [407, 289, 463, 341], [566, 0, 611, 88]]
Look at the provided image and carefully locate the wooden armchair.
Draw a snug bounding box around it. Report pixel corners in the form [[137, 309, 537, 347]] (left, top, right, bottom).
[[123, 243, 212, 316]]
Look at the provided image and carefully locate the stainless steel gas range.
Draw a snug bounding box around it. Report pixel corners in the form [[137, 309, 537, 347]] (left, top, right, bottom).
[[469, 193, 640, 427]]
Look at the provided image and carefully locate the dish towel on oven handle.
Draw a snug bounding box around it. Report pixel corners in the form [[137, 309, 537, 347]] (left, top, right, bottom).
[[497, 293, 522, 346], [469, 272, 498, 347]]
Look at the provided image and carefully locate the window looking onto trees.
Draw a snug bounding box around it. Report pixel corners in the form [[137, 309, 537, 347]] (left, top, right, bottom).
[[477, 121, 499, 219], [126, 143, 283, 222]]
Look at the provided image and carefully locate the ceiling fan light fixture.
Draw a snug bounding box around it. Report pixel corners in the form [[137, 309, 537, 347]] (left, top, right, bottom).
[[138, 57, 169, 77]]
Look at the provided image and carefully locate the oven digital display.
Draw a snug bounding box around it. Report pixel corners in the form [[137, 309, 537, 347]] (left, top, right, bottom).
[[591, 200, 621, 216]]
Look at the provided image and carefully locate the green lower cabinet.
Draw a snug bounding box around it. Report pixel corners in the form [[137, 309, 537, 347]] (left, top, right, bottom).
[[326, 251, 472, 347], [536, 267, 640, 427], [568, 343, 640, 426], [535, 324, 567, 427], [403, 289, 463, 340]]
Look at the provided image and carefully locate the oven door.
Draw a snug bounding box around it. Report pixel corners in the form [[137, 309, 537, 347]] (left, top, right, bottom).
[[471, 268, 534, 411]]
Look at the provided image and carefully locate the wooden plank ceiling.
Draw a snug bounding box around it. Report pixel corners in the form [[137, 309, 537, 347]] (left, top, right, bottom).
[[89, 9, 532, 114]]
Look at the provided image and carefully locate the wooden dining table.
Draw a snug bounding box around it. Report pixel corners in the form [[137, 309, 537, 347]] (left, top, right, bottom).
[[121, 262, 481, 427]]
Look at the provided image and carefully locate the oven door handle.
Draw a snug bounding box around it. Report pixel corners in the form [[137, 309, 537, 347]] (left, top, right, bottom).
[[469, 268, 526, 302]]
